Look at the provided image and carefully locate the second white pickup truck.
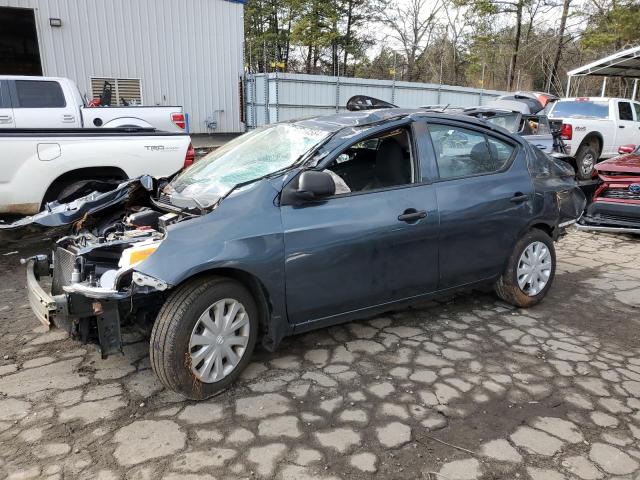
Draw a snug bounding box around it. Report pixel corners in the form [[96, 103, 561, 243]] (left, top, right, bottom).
[[0, 128, 193, 215], [547, 97, 640, 179], [0, 76, 186, 132]]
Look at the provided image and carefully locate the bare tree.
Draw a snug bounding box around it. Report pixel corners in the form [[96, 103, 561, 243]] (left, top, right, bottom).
[[547, 0, 572, 93], [380, 0, 443, 81]]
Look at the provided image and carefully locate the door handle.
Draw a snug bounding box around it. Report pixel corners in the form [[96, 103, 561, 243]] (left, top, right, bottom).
[[534, 144, 548, 150], [619, 125, 625, 129], [0, 115, 12, 123], [398, 209, 427, 223], [62, 115, 75, 123], [510, 193, 528, 203]]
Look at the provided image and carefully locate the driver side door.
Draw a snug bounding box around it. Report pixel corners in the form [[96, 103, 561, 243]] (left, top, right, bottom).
[[280, 122, 439, 328]]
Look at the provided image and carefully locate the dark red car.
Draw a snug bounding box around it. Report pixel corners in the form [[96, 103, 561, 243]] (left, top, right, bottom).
[[579, 144, 640, 234]]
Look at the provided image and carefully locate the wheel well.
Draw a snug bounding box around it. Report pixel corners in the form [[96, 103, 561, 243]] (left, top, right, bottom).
[[579, 133, 603, 155], [178, 268, 272, 336], [42, 167, 128, 206], [530, 223, 554, 238]]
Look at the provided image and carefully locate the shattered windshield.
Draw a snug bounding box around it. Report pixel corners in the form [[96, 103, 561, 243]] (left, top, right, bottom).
[[167, 124, 330, 206]]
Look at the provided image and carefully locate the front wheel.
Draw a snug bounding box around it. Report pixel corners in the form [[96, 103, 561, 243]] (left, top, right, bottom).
[[495, 230, 556, 308], [150, 276, 258, 399]]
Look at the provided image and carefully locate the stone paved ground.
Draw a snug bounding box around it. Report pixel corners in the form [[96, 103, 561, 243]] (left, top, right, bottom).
[[1, 229, 640, 480]]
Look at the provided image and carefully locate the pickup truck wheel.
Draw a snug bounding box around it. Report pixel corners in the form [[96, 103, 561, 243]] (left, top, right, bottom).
[[494, 230, 556, 308], [150, 276, 258, 400], [574, 143, 599, 180]]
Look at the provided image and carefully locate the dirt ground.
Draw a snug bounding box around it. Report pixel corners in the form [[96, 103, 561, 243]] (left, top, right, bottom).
[[1, 229, 640, 480]]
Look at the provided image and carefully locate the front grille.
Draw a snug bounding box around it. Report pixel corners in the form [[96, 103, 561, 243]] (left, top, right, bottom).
[[598, 214, 640, 223], [601, 189, 640, 201], [156, 194, 172, 206], [52, 247, 76, 295], [600, 171, 632, 176]]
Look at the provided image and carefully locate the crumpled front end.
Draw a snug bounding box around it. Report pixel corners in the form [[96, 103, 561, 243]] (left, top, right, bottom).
[[24, 208, 179, 358]]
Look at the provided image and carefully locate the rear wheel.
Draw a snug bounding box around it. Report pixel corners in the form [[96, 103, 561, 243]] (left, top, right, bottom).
[[150, 276, 258, 399], [574, 142, 599, 180], [495, 229, 556, 308]]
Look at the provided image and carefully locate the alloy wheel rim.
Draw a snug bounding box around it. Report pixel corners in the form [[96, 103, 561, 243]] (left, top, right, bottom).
[[581, 153, 595, 177], [189, 298, 250, 383], [516, 241, 552, 296]]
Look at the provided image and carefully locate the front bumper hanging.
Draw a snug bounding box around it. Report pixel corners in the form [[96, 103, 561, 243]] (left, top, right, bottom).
[[25, 257, 128, 358]]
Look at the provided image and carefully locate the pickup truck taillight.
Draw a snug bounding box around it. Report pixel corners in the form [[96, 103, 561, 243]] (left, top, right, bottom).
[[184, 142, 195, 168], [171, 113, 186, 130], [560, 123, 572, 140]]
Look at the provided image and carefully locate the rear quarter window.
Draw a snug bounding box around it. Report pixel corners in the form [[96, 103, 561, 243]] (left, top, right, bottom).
[[550, 101, 609, 119], [15, 80, 66, 108]]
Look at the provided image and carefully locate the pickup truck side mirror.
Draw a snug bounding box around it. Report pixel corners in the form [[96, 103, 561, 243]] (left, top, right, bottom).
[[618, 144, 636, 154], [282, 170, 336, 205]]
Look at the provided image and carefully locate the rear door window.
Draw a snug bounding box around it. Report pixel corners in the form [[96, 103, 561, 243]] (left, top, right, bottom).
[[428, 124, 515, 179], [618, 101, 634, 121], [14, 80, 66, 108], [634, 103, 640, 122], [550, 100, 609, 119]]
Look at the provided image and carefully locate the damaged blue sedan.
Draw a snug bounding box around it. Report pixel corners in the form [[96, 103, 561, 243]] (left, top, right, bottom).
[[16, 104, 586, 399]]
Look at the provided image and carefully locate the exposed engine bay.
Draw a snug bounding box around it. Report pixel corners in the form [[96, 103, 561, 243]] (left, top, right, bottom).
[[14, 177, 200, 357]]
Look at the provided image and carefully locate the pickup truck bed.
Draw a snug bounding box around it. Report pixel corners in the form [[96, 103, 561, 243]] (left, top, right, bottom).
[[0, 76, 185, 132], [0, 128, 192, 215]]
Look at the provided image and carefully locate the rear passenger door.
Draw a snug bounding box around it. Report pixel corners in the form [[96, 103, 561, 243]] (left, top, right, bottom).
[[616, 101, 637, 147], [427, 121, 534, 289], [633, 102, 640, 143], [10, 79, 80, 128], [0, 81, 15, 128]]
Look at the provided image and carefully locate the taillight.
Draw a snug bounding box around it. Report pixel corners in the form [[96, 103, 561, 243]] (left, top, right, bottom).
[[171, 112, 186, 130], [560, 123, 572, 140], [183, 142, 195, 169]]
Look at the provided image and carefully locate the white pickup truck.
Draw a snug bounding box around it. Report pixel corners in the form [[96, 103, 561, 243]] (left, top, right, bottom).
[[0, 129, 193, 215], [547, 97, 640, 179], [0, 76, 186, 132]]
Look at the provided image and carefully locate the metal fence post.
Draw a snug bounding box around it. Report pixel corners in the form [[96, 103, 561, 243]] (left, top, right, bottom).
[[335, 76, 340, 113], [252, 74, 257, 128], [275, 71, 280, 122], [264, 74, 270, 125]]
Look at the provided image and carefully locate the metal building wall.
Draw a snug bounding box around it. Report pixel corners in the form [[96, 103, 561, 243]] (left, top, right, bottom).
[[245, 73, 509, 128], [0, 0, 245, 133]]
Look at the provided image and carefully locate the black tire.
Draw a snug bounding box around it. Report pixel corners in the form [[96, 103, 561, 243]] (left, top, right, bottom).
[[150, 276, 259, 400], [495, 229, 556, 308], [574, 141, 599, 180]]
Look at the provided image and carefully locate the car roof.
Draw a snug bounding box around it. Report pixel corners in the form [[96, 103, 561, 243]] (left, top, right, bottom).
[[294, 108, 506, 133]]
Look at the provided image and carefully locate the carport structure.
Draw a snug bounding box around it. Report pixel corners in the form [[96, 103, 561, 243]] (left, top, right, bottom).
[[566, 45, 640, 98]]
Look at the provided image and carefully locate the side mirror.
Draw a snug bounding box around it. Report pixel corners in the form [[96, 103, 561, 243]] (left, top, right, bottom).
[[295, 170, 335, 202], [618, 144, 636, 154]]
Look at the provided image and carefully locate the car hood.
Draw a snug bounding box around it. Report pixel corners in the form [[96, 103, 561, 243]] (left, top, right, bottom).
[[596, 154, 640, 175], [0, 177, 156, 244]]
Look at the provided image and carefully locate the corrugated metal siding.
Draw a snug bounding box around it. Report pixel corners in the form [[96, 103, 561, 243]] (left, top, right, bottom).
[[246, 73, 509, 128], [0, 0, 245, 133]]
